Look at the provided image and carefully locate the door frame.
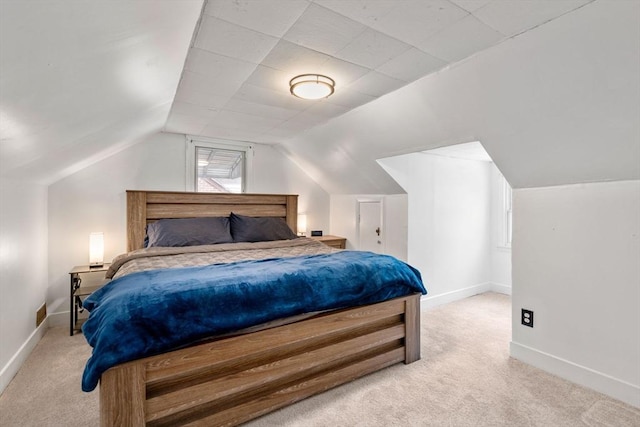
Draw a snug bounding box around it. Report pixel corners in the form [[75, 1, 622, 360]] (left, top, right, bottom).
[[356, 196, 384, 253]]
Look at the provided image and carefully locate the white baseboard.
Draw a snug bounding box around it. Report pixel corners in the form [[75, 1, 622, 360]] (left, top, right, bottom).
[[421, 282, 493, 310], [48, 310, 69, 328], [420, 282, 512, 311], [510, 341, 640, 408], [0, 317, 49, 395], [489, 282, 512, 295]]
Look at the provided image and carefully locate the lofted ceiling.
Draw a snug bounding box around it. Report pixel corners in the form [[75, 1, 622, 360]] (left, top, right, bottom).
[[279, 0, 640, 193], [166, 0, 595, 142], [2, 0, 635, 194], [0, 0, 203, 184]]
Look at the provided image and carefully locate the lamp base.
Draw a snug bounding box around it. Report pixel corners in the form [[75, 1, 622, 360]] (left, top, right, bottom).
[[89, 263, 104, 269]]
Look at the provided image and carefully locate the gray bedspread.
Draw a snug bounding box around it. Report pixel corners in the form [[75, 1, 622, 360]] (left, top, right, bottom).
[[107, 237, 336, 279]]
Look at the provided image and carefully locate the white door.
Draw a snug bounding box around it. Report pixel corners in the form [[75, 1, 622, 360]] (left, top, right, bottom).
[[358, 201, 383, 253]]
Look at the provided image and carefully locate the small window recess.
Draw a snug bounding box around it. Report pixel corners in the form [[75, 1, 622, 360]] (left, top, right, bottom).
[[499, 177, 513, 250], [186, 136, 253, 193]]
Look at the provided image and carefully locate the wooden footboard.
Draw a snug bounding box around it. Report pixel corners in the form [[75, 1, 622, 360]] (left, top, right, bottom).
[[100, 293, 421, 426]]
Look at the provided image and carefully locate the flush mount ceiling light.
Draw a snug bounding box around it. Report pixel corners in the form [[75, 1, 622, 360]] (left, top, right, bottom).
[[289, 74, 335, 100]]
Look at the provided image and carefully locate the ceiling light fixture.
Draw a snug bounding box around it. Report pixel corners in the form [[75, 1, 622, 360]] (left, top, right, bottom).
[[289, 74, 335, 100]]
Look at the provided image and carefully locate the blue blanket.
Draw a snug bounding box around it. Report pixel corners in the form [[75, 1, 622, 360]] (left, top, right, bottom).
[[81, 251, 426, 391]]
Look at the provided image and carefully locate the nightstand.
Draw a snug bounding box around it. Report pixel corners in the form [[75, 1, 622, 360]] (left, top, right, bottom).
[[311, 235, 347, 249], [69, 264, 110, 335]]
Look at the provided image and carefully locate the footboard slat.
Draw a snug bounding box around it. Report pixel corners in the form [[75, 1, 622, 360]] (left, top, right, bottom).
[[145, 298, 406, 386], [189, 347, 406, 427], [146, 324, 406, 423]]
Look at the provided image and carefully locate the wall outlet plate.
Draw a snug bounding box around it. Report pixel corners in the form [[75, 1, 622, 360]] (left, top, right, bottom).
[[521, 309, 534, 328]]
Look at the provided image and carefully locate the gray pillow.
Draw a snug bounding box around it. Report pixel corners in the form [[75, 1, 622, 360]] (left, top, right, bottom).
[[230, 212, 298, 243], [145, 217, 233, 247]]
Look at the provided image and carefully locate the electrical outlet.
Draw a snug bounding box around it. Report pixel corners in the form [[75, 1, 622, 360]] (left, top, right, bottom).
[[521, 309, 534, 328], [36, 303, 47, 327]]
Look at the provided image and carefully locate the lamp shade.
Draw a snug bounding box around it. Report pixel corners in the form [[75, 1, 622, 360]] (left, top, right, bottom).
[[297, 214, 307, 236], [289, 74, 335, 100], [89, 232, 104, 267]]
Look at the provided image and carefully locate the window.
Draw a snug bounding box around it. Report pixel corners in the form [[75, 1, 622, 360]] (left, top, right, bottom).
[[503, 179, 513, 247], [186, 137, 253, 193]]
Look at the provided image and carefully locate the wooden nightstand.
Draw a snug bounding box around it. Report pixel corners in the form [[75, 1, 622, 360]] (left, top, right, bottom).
[[69, 264, 110, 335], [311, 235, 346, 249]]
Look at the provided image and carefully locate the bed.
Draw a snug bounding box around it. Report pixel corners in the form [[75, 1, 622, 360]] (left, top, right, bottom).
[[86, 190, 425, 426]]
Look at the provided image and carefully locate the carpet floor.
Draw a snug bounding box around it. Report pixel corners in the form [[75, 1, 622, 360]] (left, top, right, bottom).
[[1, 292, 638, 426]]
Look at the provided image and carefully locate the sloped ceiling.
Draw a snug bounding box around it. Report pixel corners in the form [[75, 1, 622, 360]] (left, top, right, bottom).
[[280, 0, 640, 193], [1, 0, 637, 194], [0, 0, 203, 184]]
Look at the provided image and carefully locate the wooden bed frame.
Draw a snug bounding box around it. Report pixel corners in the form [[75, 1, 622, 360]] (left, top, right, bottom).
[[99, 190, 421, 426]]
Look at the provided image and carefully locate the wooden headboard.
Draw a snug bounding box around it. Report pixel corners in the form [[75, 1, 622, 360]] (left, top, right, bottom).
[[126, 190, 298, 251]]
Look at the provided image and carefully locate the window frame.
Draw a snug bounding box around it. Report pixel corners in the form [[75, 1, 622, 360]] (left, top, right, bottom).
[[501, 178, 513, 249], [185, 136, 253, 193]]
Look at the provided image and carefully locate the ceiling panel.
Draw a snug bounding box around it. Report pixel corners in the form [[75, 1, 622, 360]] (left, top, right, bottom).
[[164, 113, 209, 135], [348, 71, 407, 97], [195, 16, 279, 63], [303, 101, 351, 118], [244, 65, 292, 92], [171, 101, 221, 118], [179, 71, 241, 99], [184, 48, 257, 81], [199, 125, 270, 142], [223, 98, 300, 121], [418, 15, 505, 62], [261, 39, 332, 73], [323, 89, 377, 109], [211, 110, 285, 132], [162, 0, 598, 146], [283, 3, 367, 55], [448, 0, 492, 13], [204, 0, 310, 38], [318, 57, 370, 87], [474, 0, 593, 36], [314, 0, 399, 28], [174, 88, 230, 109], [232, 83, 306, 110], [278, 114, 328, 131], [366, 0, 470, 45], [334, 28, 411, 69], [375, 48, 447, 82]]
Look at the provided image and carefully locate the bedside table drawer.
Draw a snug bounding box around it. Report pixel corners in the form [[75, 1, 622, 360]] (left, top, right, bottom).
[[310, 235, 346, 249]]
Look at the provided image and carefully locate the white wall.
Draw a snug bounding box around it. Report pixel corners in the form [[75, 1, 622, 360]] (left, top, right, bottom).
[[47, 132, 329, 319], [0, 178, 48, 393], [384, 194, 409, 262], [251, 143, 330, 234], [378, 152, 494, 306], [511, 180, 640, 407], [329, 194, 407, 261]]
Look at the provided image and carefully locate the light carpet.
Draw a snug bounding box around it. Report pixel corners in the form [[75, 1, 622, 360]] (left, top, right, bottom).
[[1, 292, 638, 426]]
